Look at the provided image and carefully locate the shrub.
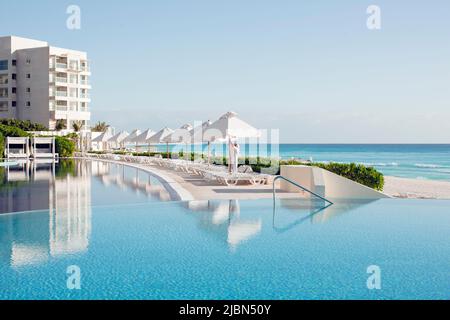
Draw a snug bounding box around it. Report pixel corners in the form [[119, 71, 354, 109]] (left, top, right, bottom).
[[0, 119, 48, 131], [55, 136, 75, 158], [0, 124, 30, 137], [279, 160, 384, 191], [0, 132, 4, 158]]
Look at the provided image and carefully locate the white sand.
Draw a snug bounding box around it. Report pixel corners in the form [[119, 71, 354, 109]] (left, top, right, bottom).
[[384, 176, 450, 199]]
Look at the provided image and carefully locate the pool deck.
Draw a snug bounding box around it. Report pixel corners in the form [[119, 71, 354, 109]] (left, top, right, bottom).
[[86, 158, 305, 201]]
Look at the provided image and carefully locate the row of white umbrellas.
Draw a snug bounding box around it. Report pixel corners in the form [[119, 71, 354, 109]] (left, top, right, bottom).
[[92, 111, 261, 162], [93, 111, 260, 145]]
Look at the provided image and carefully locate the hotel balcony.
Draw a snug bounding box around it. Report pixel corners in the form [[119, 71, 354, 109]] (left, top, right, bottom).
[[51, 110, 91, 121], [49, 76, 68, 86], [49, 90, 69, 101], [79, 93, 90, 100], [79, 79, 91, 89], [56, 91, 68, 97]]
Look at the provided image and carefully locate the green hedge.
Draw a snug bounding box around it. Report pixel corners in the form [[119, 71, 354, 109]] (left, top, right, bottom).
[[55, 136, 75, 158], [0, 119, 48, 131], [0, 132, 4, 158], [0, 124, 30, 138], [279, 160, 384, 191], [314, 162, 384, 191]]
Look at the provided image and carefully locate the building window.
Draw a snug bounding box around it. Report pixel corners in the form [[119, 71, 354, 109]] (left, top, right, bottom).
[[12, 73, 16, 80], [12, 87, 16, 94], [26, 101, 31, 107], [0, 101, 7, 112], [12, 101, 16, 107], [0, 60, 8, 71], [26, 87, 31, 93], [0, 74, 7, 84], [0, 88, 8, 98], [26, 58, 31, 64], [26, 73, 31, 79], [12, 59, 17, 66]]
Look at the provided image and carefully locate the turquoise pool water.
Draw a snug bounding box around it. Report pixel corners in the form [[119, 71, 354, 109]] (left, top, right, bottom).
[[0, 198, 449, 300], [0, 160, 449, 300]]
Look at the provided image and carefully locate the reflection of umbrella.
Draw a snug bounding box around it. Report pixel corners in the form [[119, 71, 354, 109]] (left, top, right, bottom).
[[212, 201, 232, 225], [186, 200, 210, 211], [163, 124, 193, 158], [108, 131, 129, 149], [204, 111, 260, 165], [227, 220, 262, 249], [146, 127, 174, 155]]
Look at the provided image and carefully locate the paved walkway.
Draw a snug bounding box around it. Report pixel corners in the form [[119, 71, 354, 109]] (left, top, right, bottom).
[[83, 157, 304, 201]]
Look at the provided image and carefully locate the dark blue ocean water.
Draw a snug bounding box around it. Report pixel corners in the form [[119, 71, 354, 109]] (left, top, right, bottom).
[[155, 144, 450, 181]]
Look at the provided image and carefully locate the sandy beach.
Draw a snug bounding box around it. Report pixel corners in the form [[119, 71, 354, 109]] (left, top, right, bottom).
[[384, 176, 450, 199]]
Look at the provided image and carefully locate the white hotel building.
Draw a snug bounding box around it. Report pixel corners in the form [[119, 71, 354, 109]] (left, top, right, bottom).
[[0, 36, 91, 130]]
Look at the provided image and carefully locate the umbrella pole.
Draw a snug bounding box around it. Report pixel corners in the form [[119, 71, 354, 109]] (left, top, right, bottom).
[[208, 142, 211, 165], [228, 136, 232, 173]]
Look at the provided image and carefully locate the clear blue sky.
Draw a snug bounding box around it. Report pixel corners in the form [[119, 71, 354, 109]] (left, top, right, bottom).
[[2, 0, 449, 143]]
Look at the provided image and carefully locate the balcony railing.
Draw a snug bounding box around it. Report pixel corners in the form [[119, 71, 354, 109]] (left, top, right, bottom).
[[56, 63, 68, 69], [80, 80, 89, 85], [56, 91, 68, 97], [56, 106, 68, 111], [56, 77, 68, 83], [80, 93, 90, 99]]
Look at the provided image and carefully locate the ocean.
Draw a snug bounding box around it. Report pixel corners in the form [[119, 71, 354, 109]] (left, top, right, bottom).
[[152, 144, 450, 181]]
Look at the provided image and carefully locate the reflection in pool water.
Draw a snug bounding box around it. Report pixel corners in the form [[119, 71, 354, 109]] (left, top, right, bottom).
[[0, 159, 179, 267], [0, 160, 449, 299]]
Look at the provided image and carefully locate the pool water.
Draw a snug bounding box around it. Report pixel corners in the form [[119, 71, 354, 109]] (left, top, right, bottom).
[[0, 198, 449, 300], [0, 160, 449, 300]]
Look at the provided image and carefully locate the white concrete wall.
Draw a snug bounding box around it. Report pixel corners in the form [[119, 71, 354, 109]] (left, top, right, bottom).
[[16, 47, 50, 126], [280, 165, 389, 200], [0, 36, 91, 129]]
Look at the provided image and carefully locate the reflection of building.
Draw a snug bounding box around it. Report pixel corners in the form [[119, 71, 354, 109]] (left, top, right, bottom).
[[49, 161, 91, 255], [0, 160, 91, 267]]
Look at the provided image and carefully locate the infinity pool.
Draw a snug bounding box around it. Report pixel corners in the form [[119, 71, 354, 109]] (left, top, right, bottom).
[[0, 160, 449, 299]]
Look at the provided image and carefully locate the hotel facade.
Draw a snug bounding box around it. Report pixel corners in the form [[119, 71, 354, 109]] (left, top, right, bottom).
[[0, 36, 91, 130]]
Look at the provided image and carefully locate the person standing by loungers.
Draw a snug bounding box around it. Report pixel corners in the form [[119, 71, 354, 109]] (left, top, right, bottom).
[[229, 139, 240, 173]]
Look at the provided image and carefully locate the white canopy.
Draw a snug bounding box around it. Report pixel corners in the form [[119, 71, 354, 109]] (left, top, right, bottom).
[[132, 129, 155, 144], [92, 131, 113, 142], [108, 131, 129, 144], [204, 111, 260, 142], [146, 127, 174, 144], [162, 124, 193, 144], [189, 120, 212, 144], [122, 129, 141, 144]]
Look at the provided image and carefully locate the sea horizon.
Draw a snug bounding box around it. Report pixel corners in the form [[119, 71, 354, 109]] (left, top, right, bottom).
[[145, 143, 450, 181]]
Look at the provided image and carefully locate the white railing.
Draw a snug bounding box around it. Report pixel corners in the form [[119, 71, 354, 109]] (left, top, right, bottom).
[[56, 77, 68, 83], [56, 91, 68, 97], [56, 63, 67, 69]]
